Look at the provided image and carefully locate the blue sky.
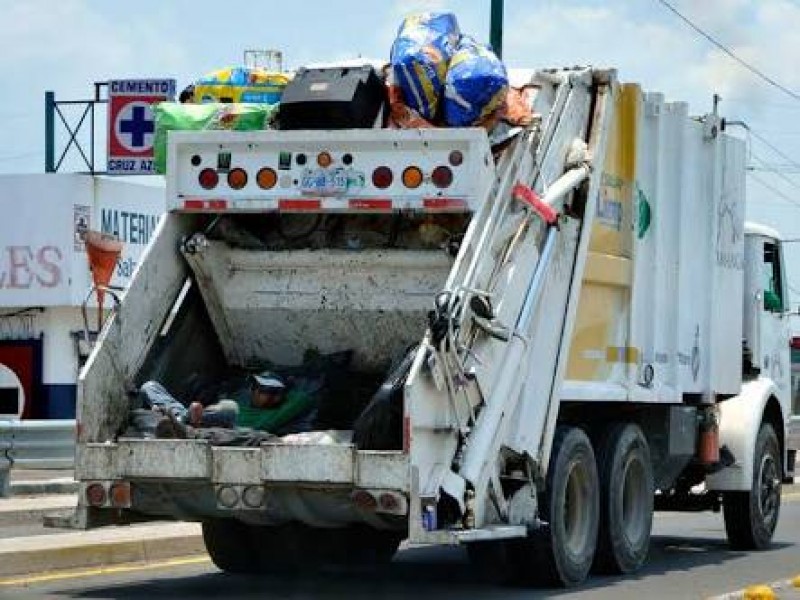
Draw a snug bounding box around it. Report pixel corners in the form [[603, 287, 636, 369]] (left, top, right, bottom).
[[2, 0, 800, 294]]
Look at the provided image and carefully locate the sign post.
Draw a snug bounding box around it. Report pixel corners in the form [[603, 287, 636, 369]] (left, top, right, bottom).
[[107, 79, 175, 175]]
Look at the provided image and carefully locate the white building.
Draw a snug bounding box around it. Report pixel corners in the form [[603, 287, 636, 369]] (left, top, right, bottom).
[[0, 174, 164, 419]]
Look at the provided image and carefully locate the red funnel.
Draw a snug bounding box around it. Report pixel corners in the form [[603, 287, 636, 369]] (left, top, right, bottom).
[[84, 230, 122, 327]]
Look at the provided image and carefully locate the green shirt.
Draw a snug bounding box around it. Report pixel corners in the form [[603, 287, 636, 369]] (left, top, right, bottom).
[[221, 378, 319, 434]]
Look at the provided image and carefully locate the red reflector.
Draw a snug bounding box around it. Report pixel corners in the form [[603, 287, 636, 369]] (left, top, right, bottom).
[[349, 199, 392, 211], [198, 168, 218, 190], [352, 490, 378, 511], [379, 492, 400, 511], [183, 199, 228, 210], [423, 198, 466, 210], [279, 199, 322, 211], [372, 166, 393, 189], [431, 166, 453, 189], [86, 483, 106, 507], [403, 414, 411, 453]]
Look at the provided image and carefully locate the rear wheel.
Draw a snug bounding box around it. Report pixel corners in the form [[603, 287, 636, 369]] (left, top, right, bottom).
[[293, 523, 403, 567], [202, 518, 259, 574], [593, 423, 653, 574], [723, 423, 782, 550], [508, 426, 599, 587]]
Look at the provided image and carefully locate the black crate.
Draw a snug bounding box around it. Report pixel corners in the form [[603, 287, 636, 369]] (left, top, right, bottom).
[[279, 65, 387, 130]]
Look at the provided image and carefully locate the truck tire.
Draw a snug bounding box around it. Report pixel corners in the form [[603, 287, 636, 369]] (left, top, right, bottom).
[[508, 426, 599, 587], [593, 423, 653, 574], [723, 422, 782, 550], [202, 518, 258, 574]]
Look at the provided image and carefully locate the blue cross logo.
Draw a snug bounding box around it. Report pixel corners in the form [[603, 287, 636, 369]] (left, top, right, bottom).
[[119, 105, 154, 148]]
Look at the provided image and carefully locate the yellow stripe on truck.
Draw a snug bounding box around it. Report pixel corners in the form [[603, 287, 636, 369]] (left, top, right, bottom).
[[567, 83, 641, 382]]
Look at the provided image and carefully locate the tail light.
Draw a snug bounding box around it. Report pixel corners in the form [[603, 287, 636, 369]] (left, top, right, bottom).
[[257, 167, 277, 189], [317, 151, 333, 168], [217, 485, 239, 509], [379, 492, 400, 511], [227, 168, 248, 190], [372, 166, 393, 189], [199, 168, 219, 190], [242, 485, 265, 509], [448, 150, 463, 167], [109, 481, 131, 508], [85, 483, 107, 507], [402, 166, 424, 189], [351, 489, 378, 511], [431, 166, 453, 189]]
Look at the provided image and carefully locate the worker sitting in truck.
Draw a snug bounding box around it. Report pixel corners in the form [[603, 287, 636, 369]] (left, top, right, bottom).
[[139, 371, 320, 438]]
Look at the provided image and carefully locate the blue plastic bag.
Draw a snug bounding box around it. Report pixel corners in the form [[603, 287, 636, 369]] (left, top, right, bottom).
[[444, 37, 508, 127], [390, 12, 460, 120]]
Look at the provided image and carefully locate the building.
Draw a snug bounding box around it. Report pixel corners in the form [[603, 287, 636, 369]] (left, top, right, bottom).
[[0, 174, 164, 419]]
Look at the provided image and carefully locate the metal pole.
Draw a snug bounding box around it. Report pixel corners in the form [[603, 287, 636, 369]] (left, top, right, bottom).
[[45, 91, 55, 173], [490, 0, 504, 59]]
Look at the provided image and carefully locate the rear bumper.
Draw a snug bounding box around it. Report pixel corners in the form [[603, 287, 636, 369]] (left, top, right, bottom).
[[76, 440, 409, 527]]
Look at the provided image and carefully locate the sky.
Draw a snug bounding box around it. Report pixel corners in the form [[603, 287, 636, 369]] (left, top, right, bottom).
[[2, 0, 800, 299]]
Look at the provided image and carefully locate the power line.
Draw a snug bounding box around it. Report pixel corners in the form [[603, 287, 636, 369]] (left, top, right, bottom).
[[750, 129, 800, 172], [750, 152, 800, 191], [655, 0, 800, 103], [749, 172, 800, 209]]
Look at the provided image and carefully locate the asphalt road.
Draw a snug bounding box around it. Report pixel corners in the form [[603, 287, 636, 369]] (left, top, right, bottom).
[[2, 488, 799, 600]]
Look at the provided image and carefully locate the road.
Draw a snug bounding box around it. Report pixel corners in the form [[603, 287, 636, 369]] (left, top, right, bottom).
[[2, 488, 799, 600]]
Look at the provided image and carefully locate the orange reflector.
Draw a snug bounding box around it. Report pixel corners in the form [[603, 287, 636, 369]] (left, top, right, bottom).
[[423, 198, 466, 210], [402, 166, 423, 189], [279, 198, 322, 211], [257, 167, 277, 189], [349, 199, 392, 211], [317, 152, 333, 168], [86, 482, 106, 507], [227, 168, 248, 190], [109, 481, 131, 508]]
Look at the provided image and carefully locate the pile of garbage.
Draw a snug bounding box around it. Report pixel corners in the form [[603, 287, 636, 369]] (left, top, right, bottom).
[[152, 11, 533, 173], [389, 12, 509, 129]]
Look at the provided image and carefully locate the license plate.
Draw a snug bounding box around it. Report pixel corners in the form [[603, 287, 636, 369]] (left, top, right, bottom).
[[300, 168, 348, 196]]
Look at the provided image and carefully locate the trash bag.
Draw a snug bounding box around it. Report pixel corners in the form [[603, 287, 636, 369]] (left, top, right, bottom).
[[389, 12, 460, 121], [443, 37, 508, 127], [152, 102, 277, 173], [352, 345, 419, 451], [194, 66, 290, 104]]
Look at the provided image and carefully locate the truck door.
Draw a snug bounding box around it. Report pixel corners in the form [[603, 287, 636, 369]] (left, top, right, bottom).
[[747, 234, 792, 413]]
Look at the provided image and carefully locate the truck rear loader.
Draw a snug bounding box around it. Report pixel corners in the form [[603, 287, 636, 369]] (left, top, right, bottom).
[[72, 67, 796, 587]]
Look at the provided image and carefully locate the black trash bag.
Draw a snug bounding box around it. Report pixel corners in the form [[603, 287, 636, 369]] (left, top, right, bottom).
[[352, 345, 419, 450]]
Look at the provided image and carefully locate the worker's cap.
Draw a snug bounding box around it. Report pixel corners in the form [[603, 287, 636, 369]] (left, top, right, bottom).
[[250, 372, 286, 391]]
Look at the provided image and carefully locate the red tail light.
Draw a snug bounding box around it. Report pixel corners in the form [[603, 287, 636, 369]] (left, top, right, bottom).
[[372, 166, 393, 189], [86, 483, 107, 507], [431, 166, 453, 189], [199, 168, 219, 190]]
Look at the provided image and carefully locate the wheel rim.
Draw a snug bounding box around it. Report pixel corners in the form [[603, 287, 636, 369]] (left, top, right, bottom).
[[757, 451, 780, 528], [563, 457, 592, 555], [621, 454, 648, 546]]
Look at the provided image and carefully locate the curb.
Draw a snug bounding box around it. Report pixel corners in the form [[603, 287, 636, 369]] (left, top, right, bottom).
[[709, 575, 800, 600], [0, 523, 205, 579]]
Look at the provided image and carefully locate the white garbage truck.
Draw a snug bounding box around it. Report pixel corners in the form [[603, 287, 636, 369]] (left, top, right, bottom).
[[73, 66, 795, 587]]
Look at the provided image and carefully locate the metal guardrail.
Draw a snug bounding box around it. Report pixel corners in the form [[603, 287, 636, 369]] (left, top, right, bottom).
[[0, 420, 76, 497]]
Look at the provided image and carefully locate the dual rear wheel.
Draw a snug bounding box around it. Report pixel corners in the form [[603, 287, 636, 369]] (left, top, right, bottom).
[[467, 423, 654, 586]]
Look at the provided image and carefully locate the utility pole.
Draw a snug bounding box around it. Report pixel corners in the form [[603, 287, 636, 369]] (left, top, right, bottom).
[[490, 0, 504, 59]]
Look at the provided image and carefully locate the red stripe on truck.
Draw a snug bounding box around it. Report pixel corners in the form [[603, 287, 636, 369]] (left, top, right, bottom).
[[423, 198, 466, 210], [183, 199, 228, 210], [348, 199, 392, 211], [279, 199, 322, 211]]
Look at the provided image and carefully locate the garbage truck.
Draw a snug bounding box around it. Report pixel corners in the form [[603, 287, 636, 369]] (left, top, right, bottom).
[[72, 66, 795, 587]]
